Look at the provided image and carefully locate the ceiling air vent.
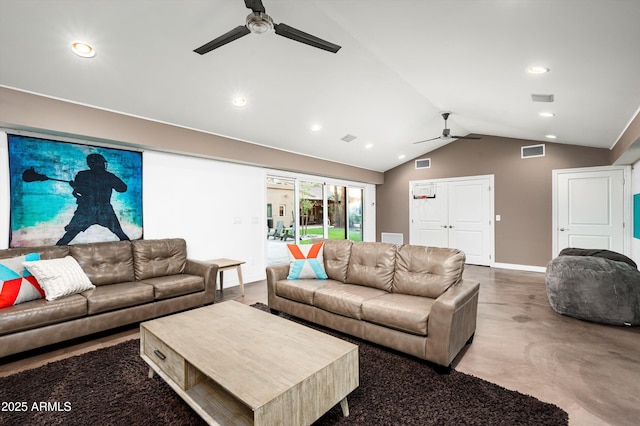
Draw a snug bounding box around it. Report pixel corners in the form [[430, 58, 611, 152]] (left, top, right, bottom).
[[415, 158, 431, 169], [340, 134, 357, 142], [521, 144, 545, 159], [531, 94, 554, 102]]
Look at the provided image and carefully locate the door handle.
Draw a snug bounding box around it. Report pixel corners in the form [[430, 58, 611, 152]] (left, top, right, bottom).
[[560, 228, 569, 231]]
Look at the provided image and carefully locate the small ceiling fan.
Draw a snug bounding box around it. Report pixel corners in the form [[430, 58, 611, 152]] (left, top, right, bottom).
[[194, 0, 341, 55], [413, 112, 481, 144]]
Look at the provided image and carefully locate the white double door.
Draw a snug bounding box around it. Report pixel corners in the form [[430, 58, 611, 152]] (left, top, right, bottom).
[[410, 175, 494, 266], [553, 166, 630, 257]]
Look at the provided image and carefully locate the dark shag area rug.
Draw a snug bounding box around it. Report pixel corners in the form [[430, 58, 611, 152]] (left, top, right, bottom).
[[0, 303, 568, 426]]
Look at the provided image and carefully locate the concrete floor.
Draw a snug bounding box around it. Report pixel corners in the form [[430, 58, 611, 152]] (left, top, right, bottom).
[[455, 266, 640, 426], [1, 265, 638, 425]]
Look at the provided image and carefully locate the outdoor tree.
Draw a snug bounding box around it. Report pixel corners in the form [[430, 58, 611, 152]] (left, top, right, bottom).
[[299, 198, 313, 236], [298, 182, 317, 238]]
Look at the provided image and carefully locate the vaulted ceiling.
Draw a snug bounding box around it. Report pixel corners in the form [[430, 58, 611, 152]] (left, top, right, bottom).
[[1, 0, 639, 172]]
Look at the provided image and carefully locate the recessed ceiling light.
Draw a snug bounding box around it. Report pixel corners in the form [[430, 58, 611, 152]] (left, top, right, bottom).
[[545, 134, 557, 139], [232, 97, 247, 107], [71, 41, 95, 58], [365, 143, 373, 149], [310, 124, 322, 132], [527, 66, 549, 74], [539, 112, 555, 118], [398, 154, 406, 160]]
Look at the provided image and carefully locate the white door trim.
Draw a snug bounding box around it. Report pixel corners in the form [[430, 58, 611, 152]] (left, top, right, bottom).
[[552, 165, 632, 257]]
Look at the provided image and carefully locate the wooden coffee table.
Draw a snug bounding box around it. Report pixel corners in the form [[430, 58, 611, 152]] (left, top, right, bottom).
[[140, 301, 359, 425]]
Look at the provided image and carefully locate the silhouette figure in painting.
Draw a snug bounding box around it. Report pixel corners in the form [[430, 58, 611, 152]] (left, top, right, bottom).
[[56, 153, 130, 245]]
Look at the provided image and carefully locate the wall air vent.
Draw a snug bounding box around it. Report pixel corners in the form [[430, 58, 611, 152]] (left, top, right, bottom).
[[521, 144, 545, 158], [381, 232, 404, 245], [531, 94, 554, 102], [340, 134, 357, 142], [415, 158, 431, 169]]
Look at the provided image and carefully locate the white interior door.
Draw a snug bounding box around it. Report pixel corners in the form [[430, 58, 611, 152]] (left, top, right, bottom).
[[554, 166, 628, 256], [449, 179, 492, 265], [410, 176, 493, 266], [410, 182, 448, 248]]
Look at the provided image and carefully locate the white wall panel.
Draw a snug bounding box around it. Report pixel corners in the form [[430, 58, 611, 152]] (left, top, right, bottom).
[[143, 150, 266, 285]]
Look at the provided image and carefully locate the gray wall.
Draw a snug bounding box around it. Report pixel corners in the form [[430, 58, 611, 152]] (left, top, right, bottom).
[[377, 135, 610, 267]]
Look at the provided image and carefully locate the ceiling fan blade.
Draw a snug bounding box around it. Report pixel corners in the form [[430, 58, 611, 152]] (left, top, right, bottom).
[[244, 0, 266, 13], [274, 23, 341, 53], [194, 25, 251, 55], [451, 135, 482, 140], [413, 136, 441, 144]]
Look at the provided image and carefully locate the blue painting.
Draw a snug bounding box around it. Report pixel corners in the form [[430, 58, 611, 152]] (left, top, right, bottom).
[[8, 134, 143, 247]]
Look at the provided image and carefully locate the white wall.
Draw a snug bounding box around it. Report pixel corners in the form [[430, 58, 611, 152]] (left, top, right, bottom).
[[143, 150, 266, 285], [632, 159, 640, 266], [1, 131, 377, 287]]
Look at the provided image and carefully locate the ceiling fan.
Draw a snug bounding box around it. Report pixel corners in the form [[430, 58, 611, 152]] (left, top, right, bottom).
[[413, 112, 482, 144], [194, 0, 341, 55]]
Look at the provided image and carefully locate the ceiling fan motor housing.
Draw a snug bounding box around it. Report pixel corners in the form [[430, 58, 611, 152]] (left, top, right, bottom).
[[246, 12, 273, 34]]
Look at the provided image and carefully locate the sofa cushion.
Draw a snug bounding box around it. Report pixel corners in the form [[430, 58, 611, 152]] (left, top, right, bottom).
[[345, 242, 397, 291], [393, 245, 465, 298], [0, 253, 45, 308], [82, 282, 154, 315], [314, 283, 387, 320], [0, 294, 87, 336], [276, 279, 337, 305], [322, 239, 353, 282], [70, 241, 135, 285], [132, 239, 187, 280], [362, 293, 435, 336], [23, 256, 95, 301], [140, 274, 204, 300], [286, 242, 328, 280]]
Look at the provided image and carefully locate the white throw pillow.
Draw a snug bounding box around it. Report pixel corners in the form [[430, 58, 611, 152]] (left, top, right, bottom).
[[23, 256, 95, 301]]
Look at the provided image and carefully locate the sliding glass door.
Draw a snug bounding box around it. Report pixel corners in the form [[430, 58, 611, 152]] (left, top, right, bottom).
[[327, 185, 362, 242], [298, 181, 324, 243], [327, 185, 346, 240], [267, 174, 366, 263], [347, 187, 363, 242], [266, 176, 295, 264]]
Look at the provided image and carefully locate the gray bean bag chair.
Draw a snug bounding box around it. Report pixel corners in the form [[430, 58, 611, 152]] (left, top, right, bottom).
[[545, 248, 640, 326]]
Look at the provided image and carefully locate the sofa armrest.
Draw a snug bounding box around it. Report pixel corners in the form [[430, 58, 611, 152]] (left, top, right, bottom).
[[185, 259, 218, 301], [426, 278, 480, 367], [266, 264, 290, 307]]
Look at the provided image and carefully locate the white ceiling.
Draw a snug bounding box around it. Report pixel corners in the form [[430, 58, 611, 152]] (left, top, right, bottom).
[[1, 0, 639, 172]]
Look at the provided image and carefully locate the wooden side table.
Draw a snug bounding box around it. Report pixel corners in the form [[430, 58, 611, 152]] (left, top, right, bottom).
[[206, 258, 246, 297]]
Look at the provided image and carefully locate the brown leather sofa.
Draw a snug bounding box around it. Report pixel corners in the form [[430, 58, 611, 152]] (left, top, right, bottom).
[[267, 240, 480, 368], [0, 238, 217, 358]]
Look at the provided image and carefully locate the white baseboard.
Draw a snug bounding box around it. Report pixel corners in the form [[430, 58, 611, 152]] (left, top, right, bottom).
[[491, 262, 547, 273]]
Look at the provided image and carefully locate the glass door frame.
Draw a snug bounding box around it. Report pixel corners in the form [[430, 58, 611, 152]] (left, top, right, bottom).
[[267, 171, 368, 244]]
